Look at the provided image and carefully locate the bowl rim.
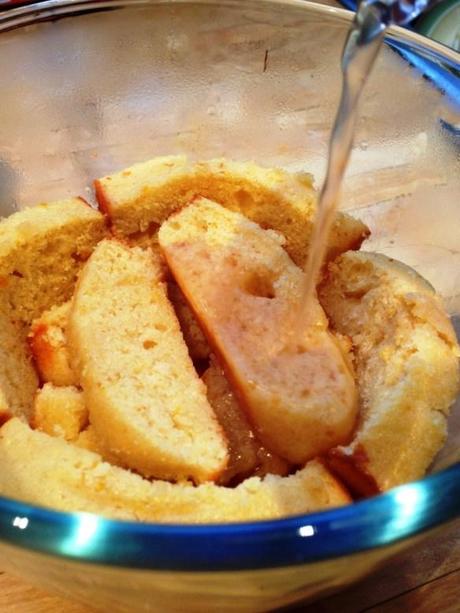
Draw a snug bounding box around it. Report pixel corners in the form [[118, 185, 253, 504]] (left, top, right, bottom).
[[1, 466, 459, 571], [0, 0, 459, 69], [0, 0, 459, 572]]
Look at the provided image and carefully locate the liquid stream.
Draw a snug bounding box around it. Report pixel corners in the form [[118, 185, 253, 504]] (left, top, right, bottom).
[[290, 2, 393, 346]]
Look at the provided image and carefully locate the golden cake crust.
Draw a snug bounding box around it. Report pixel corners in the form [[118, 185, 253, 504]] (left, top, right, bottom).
[[95, 156, 369, 267]]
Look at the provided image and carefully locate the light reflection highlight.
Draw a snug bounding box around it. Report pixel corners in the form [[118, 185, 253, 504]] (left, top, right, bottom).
[[12, 516, 29, 530], [60, 513, 102, 556], [74, 514, 100, 548], [382, 482, 428, 542], [298, 524, 316, 537]]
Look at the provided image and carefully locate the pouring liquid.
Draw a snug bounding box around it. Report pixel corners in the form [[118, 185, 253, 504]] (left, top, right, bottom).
[[290, 2, 388, 344]]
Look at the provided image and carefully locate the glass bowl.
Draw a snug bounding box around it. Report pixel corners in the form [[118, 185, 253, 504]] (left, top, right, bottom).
[[0, 1, 459, 611]]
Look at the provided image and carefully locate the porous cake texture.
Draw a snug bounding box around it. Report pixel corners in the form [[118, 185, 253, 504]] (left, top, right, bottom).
[[95, 156, 369, 267], [319, 252, 460, 493], [159, 198, 358, 464], [0, 419, 351, 523], [67, 239, 229, 484]]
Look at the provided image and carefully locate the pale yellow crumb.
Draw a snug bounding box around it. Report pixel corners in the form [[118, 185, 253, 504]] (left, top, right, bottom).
[[0, 198, 107, 325], [0, 419, 351, 523], [29, 301, 78, 387], [33, 383, 87, 441], [0, 308, 38, 420], [67, 239, 229, 483]]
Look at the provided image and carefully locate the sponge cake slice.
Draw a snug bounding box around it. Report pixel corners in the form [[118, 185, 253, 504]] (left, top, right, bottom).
[[0, 418, 351, 523], [159, 198, 358, 464], [67, 239, 229, 483], [319, 251, 460, 494], [95, 156, 369, 267]]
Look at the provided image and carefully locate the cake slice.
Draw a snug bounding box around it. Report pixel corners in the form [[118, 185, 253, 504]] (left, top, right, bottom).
[[75, 425, 127, 468], [28, 287, 209, 387], [319, 251, 460, 494], [33, 384, 87, 441], [95, 156, 369, 267], [0, 419, 351, 523], [0, 198, 106, 417], [159, 199, 358, 464], [29, 301, 78, 387], [0, 198, 107, 325], [0, 308, 38, 420], [67, 239, 228, 483], [203, 360, 291, 485]]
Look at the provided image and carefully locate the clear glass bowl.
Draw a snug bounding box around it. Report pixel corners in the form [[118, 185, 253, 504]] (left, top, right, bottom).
[[0, 1, 459, 611]]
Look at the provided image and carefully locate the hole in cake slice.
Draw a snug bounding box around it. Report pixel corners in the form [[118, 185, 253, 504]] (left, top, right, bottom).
[[242, 270, 277, 300]]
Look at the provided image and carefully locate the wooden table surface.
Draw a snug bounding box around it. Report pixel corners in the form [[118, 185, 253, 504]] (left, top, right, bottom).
[[1, 518, 459, 612]]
